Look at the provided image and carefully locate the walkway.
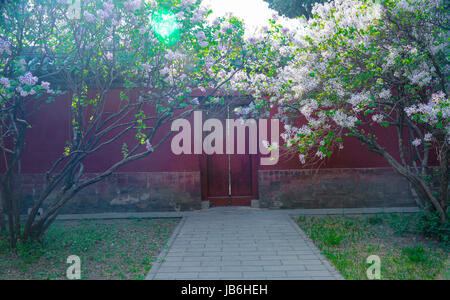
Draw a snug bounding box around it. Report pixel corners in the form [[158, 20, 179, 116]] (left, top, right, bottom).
[[146, 207, 343, 280]]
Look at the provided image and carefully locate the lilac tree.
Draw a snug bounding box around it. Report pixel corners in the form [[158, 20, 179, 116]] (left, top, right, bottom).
[[234, 0, 449, 221], [0, 0, 275, 247], [0, 0, 59, 248]]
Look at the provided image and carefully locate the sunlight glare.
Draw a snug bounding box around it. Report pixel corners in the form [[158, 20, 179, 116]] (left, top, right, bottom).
[[151, 12, 178, 38]]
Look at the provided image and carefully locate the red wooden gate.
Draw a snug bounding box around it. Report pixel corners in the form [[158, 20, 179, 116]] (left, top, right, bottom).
[[200, 104, 258, 207]]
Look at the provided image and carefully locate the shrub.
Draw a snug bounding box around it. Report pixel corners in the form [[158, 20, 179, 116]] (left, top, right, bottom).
[[402, 246, 429, 263], [386, 214, 413, 236], [367, 216, 384, 225], [417, 210, 450, 246]]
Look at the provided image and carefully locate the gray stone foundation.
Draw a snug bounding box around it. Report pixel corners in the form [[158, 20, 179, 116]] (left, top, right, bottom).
[[258, 168, 416, 209]]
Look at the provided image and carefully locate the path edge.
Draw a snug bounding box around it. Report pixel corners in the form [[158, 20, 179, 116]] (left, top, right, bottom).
[[285, 213, 345, 280], [145, 216, 187, 280]]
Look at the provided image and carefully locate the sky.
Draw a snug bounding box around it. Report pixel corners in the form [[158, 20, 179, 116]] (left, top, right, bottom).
[[201, 0, 278, 33]]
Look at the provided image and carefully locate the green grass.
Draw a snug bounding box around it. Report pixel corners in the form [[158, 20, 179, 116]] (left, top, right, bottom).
[[441, 259, 450, 280], [402, 246, 429, 263], [296, 214, 449, 280], [0, 218, 179, 280]]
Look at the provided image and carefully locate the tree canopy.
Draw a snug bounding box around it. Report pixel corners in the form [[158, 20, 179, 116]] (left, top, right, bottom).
[[234, 0, 449, 221], [0, 0, 279, 246]]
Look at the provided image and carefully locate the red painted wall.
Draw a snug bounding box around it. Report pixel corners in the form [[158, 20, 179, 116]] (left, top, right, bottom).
[[2, 90, 403, 174], [262, 128, 398, 171]]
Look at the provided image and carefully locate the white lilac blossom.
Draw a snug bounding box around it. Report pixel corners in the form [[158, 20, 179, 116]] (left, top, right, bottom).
[[347, 92, 369, 111], [0, 38, 11, 55], [159, 67, 170, 75], [165, 50, 184, 61], [424, 133, 433, 142], [404, 93, 449, 126], [103, 1, 115, 13], [405, 92, 450, 145], [195, 31, 206, 41], [97, 1, 115, 21], [97, 9, 109, 21], [431, 91, 446, 105], [16, 86, 28, 97], [316, 151, 326, 159], [332, 111, 358, 128], [19, 72, 38, 86], [41, 81, 52, 93], [408, 70, 432, 87], [145, 140, 153, 152], [142, 62, 151, 72], [124, 0, 142, 11], [299, 154, 306, 164], [372, 114, 384, 123], [84, 11, 95, 23], [198, 41, 209, 48], [181, 0, 196, 8], [379, 89, 391, 99], [0, 77, 10, 88], [412, 138, 422, 147]]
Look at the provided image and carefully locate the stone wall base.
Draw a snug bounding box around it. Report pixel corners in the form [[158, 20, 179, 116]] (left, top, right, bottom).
[[19, 172, 202, 214], [258, 168, 416, 209], [12, 168, 416, 214]]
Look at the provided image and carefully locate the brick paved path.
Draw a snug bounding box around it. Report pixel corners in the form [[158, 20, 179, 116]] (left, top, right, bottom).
[[146, 208, 342, 280]]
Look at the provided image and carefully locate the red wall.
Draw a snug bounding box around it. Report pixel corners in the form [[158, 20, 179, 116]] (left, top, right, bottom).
[[262, 128, 398, 171], [1, 90, 400, 174]]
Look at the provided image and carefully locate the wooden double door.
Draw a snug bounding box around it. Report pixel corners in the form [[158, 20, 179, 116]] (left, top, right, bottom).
[[200, 105, 258, 207]]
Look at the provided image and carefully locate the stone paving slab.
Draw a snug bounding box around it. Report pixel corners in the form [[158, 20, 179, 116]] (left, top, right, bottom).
[[146, 208, 343, 280]]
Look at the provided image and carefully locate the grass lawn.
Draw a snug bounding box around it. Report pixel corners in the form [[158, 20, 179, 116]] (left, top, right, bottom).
[[296, 214, 449, 280], [0, 218, 179, 280]]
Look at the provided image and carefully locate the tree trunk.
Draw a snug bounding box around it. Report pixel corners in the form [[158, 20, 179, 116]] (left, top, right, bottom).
[[439, 145, 449, 222], [379, 146, 447, 222], [357, 134, 447, 222], [3, 182, 17, 249], [0, 188, 6, 234]]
